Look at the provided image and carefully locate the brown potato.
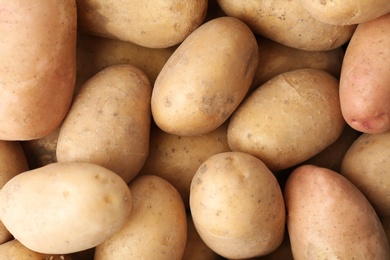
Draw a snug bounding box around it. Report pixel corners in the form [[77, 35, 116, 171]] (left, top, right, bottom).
[[56, 64, 152, 183], [285, 165, 390, 259], [0, 0, 77, 140], [152, 16, 258, 136]]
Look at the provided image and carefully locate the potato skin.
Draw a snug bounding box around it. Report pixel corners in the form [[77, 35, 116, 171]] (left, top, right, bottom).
[[94, 175, 187, 260], [190, 152, 285, 259], [0, 162, 132, 254], [339, 13, 390, 134], [0, 1, 77, 140], [228, 68, 345, 171], [56, 64, 151, 183], [152, 16, 259, 136], [77, 0, 207, 48], [284, 165, 390, 259], [340, 131, 390, 217]]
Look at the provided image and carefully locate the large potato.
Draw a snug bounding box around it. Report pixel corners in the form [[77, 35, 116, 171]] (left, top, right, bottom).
[[57, 64, 151, 183], [0, 162, 132, 254], [95, 175, 187, 260], [0, 0, 77, 140], [285, 165, 390, 259], [228, 68, 345, 171], [77, 0, 207, 48], [190, 152, 286, 259], [340, 131, 390, 217], [152, 16, 259, 136], [339, 13, 390, 134], [216, 0, 356, 51]]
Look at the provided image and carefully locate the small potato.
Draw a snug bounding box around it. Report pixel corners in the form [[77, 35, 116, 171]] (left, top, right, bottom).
[[216, 0, 356, 51], [56, 64, 151, 183], [152, 16, 259, 136], [339, 13, 390, 134], [340, 131, 390, 217], [0, 162, 132, 254], [94, 175, 187, 260], [228, 68, 345, 171], [190, 152, 286, 259], [284, 165, 390, 259], [0, 0, 77, 140], [76, 0, 207, 48]]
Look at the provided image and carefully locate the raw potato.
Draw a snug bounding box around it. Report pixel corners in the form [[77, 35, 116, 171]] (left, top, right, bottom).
[[56, 64, 151, 183], [0, 0, 77, 140], [228, 68, 345, 171], [0, 162, 132, 254], [339, 13, 390, 134], [284, 165, 390, 259], [76, 0, 207, 48], [340, 131, 390, 217], [190, 152, 286, 259], [152, 16, 259, 136], [94, 175, 187, 260], [138, 121, 231, 208], [216, 0, 356, 51], [299, 0, 390, 25]]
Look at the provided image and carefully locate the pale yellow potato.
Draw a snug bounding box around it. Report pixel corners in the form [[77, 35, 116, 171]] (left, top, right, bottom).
[[77, 0, 207, 48], [285, 165, 390, 259], [0, 0, 77, 140], [228, 68, 345, 171], [94, 175, 187, 260], [152, 16, 259, 136], [190, 152, 286, 259], [216, 0, 356, 51], [299, 0, 390, 25], [340, 131, 390, 217], [138, 121, 231, 208], [0, 162, 132, 254], [56, 64, 151, 183]]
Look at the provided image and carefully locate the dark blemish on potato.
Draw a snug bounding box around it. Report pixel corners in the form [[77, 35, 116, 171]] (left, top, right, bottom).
[[247, 133, 252, 139], [104, 195, 112, 205], [171, 148, 176, 153], [194, 177, 203, 185], [224, 156, 233, 161], [199, 164, 208, 173], [164, 96, 172, 107]]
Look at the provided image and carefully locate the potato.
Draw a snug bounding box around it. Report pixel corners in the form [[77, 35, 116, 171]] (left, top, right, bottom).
[[216, 0, 356, 51], [340, 131, 390, 217], [339, 13, 390, 134], [138, 121, 231, 208], [94, 175, 187, 260], [228, 68, 345, 171], [0, 162, 132, 254], [299, 0, 390, 25], [152, 16, 259, 136], [0, 0, 77, 140], [76, 0, 207, 48], [251, 36, 344, 92], [284, 165, 390, 259], [190, 152, 286, 259], [56, 64, 151, 183]]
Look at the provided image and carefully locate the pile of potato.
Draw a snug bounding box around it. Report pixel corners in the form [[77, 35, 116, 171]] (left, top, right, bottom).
[[0, 0, 389, 259]]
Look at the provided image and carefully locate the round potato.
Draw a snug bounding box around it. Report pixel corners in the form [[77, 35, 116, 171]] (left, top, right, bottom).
[[339, 12, 390, 134], [340, 131, 390, 217], [216, 0, 356, 51], [152, 16, 259, 136], [94, 175, 187, 260], [56, 64, 151, 183], [228, 68, 345, 171], [0, 162, 132, 254], [0, 0, 77, 140], [190, 152, 286, 259], [76, 0, 207, 48], [285, 165, 390, 259]]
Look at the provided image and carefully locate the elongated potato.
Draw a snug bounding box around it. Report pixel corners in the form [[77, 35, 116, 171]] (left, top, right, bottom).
[[152, 16, 259, 136], [285, 165, 390, 259], [0, 162, 132, 254], [339, 13, 390, 134], [57, 64, 151, 183], [0, 1, 77, 140]]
